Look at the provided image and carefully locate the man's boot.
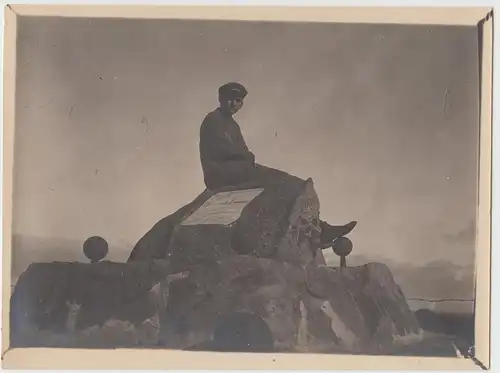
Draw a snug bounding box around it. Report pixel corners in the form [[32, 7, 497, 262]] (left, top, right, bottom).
[[319, 220, 357, 247]]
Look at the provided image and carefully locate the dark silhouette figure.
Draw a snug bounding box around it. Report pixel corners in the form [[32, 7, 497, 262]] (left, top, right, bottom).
[[199, 83, 256, 190], [199, 82, 357, 246]]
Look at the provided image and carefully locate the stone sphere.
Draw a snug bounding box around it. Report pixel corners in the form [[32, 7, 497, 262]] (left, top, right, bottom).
[[83, 236, 109, 263], [331, 237, 353, 257], [211, 312, 274, 352]]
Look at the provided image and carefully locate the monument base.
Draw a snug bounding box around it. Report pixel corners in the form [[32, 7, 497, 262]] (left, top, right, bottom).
[[11, 258, 422, 354]]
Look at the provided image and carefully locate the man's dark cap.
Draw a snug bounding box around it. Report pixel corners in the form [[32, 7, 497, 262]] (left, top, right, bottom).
[[218, 82, 248, 99]]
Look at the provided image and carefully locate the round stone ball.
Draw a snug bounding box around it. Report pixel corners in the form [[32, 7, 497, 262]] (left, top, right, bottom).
[[331, 237, 353, 257], [83, 236, 109, 263]]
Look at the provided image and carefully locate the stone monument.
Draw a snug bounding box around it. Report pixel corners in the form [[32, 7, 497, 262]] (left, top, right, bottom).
[[10, 167, 423, 353]]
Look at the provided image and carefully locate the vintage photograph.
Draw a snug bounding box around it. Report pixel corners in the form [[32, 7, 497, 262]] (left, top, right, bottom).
[[4, 9, 490, 367]]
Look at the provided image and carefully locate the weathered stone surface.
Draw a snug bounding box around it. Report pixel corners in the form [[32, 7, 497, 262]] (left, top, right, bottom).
[[158, 256, 305, 351], [304, 262, 423, 352], [10, 260, 184, 348], [10, 257, 421, 353], [128, 165, 324, 266]]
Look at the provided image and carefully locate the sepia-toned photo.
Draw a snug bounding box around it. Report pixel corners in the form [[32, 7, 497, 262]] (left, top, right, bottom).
[[2, 5, 493, 371]]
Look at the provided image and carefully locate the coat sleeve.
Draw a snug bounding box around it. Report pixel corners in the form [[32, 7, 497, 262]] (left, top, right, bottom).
[[200, 116, 255, 164]]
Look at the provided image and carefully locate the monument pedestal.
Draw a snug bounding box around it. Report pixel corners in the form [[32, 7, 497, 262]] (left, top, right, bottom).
[[10, 165, 422, 353], [10, 258, 422, 353]]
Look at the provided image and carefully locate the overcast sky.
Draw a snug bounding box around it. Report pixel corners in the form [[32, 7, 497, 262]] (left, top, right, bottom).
[[13, 17, 479, 266]]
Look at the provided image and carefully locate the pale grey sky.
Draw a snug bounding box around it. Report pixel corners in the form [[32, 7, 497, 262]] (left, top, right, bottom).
[[13, 17, 479, 266]]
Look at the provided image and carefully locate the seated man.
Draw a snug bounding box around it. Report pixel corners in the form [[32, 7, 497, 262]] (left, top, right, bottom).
[[199, 82, 357, 246]]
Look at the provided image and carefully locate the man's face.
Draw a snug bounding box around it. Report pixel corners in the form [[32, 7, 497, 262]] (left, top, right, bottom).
[[221, 96, 244, 115]]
